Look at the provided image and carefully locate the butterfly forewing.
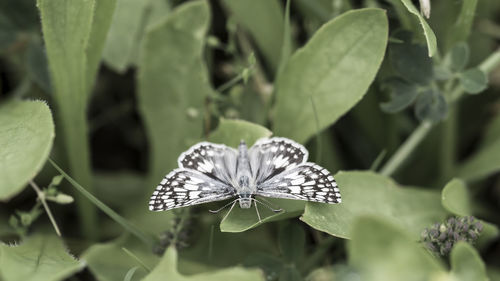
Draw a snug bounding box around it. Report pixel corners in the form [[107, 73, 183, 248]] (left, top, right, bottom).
[[149, 168, 236, 211], [249, 137, 309, 185], [177, 142, 237, 184], [256, 163, 341, 204]]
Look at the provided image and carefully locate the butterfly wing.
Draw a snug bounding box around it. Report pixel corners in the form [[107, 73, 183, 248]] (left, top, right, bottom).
[[249, 137, 309, 185], [177, 142, 237, 185], [149, 168, 236, 211], [256, 163, 341, 204]]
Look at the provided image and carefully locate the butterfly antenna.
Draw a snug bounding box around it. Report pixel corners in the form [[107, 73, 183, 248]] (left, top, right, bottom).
[[255, 197, 283, 212], [253, 198, 283, 213], [209, 199, 238, 214]]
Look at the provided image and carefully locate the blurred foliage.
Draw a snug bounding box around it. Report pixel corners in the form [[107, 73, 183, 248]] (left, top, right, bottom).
[[1, 0, 500, 281]]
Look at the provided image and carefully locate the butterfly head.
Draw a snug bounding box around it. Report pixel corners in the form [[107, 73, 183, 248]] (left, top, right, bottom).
[[238, 194, 253, 209]]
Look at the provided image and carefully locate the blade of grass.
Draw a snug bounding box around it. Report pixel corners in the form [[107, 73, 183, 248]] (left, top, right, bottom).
[[122, 247, 152, 273], [48, 158, 157, 247]]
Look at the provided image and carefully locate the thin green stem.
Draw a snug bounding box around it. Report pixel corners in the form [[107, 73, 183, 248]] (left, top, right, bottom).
[[440, 105, 457, 182], [310, 96, 322, 164], [381, 49, 500, 177], [380, 121, 433, 176], [29, 180, 61, 237], [49, 158, 157, 247]]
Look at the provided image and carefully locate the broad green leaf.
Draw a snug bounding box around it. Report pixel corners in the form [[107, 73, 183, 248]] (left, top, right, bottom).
[[0, 235, 84, 281], [278, 223, 305, 264], [0, 100, 54, 201], [38, 0, 115, 236], [103, 0, 148, 72], [445, 0, 478, 52], [138, 0, 213, 187], [222, 0, 284, 72], [441, 179, 471, 216], [459, 68, 488, 94], [273, 9, 388, 144], [208, 118, 271, 147], [443, 42, 470, 73], [399, 0, 438, 57], [380, 79, 419, 113], [103, 0, 169, 73], [220, 198, 305, 233], [143, 247, 264, 281], [348, 216, 445, 281], [83, 236, 159, 281], [301, 171, 447, 239], [450, 242, 488, 281]]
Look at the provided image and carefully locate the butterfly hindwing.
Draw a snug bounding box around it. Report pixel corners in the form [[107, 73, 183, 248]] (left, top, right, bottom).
[[149, 168, 236, 211], [256, 163, 341, 204], [249, 137, 309, 185]]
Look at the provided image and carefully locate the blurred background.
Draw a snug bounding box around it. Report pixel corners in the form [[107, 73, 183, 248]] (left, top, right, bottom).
[[1, 0, 500, 280]]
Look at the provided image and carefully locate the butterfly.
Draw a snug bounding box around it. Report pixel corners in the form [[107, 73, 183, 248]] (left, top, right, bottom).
[[149, 137, 341, 220]]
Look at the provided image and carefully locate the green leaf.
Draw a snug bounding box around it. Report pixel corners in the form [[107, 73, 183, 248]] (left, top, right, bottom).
[[380, 79, 419, 113], [443, 42, 470, 73], [102, 0, 147, 72], [348, 216, 445, 281], [273, 9, 388, 144], [441, 179, 471, 216], [83, 236, 159, 281], [0, 100, 54, 201], [143, 247, 264, 281], [0, 235, 84, 281], [301, 171, 447, 239], [208, 118, 272, 147], [414, 89, 448, 122], [138, 0, 213, 187], [459, 68, 488, 94], [220, 199, 305, 233], [399, 0, 438, 57], [389, 38, 433, 85], [221, 0, 284, 73], [450, 242, 488, 281], [38, 0, 116, 237], [278, 223, 305, 264]]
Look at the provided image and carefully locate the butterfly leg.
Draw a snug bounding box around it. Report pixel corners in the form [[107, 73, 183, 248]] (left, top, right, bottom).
[[253, 198, 283, 213], [254, 200, 262, 222], [255, 197, 283, 212], [221, 200, 237, 222], [209, 199, 237, 214]]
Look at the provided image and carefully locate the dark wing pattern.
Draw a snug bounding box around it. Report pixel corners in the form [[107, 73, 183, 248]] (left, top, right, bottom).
[[149, 168, 236, 211], [249, 137, 308, 185], [256, 163, 341, 204], [177, 142, 237, 185]]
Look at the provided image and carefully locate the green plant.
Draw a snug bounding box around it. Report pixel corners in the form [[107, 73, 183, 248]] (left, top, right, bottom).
[[1, 0, 500, 280]]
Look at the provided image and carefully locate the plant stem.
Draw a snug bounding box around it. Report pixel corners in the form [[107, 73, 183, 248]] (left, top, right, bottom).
[[49, 158, 157, 247], [440, 105, 457, 182], [380, 49, 500, 178], [380, 121, 433, 177], [29, 180, 61, 236]]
